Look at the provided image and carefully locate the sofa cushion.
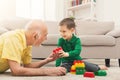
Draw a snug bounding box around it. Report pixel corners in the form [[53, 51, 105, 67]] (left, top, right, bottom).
[[46, 21, 59, 34], [42, 34, 60, 46], [79, 35, 115, 46], [75, 20, 114, 35], [106, 28, 120, 38], [0, 17, 30, 30], [0, 27, 8, 35]]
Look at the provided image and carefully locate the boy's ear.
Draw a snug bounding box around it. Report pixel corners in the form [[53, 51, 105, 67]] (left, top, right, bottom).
[[71, 28, 75, 32]]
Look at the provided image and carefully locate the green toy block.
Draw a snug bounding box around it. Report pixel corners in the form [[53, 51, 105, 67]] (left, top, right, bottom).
[[94, 70, 107, 76], [76, 67, 84, 70], [76, 68, 85, 75]]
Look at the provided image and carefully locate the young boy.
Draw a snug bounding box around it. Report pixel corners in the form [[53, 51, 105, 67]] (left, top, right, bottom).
[[55, 18, 107, 72]]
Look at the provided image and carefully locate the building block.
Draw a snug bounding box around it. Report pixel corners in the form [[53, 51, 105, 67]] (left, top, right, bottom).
[[84, 72, 95, 78], [57, 47, 63, 51], [71, 65, 76, 70], [79, 63, 85, 68], [94, 70, 107, 76], [70, 65, 76, 74], [53, 50, 57, 54], [76, 68, 85, 75], [53, 47, 63, 54], [70, 70, 76, 74], [52, 47, 63, 60], [71, 60, 86, 75], [73, 60, 83, 65], [73, 60, 78, 65]]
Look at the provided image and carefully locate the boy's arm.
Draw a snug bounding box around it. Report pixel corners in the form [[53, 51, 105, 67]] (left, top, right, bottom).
[[68, 38, 82, 57]]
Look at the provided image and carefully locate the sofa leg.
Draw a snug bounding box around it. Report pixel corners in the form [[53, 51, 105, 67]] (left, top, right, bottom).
[[105, 59, 110, 67], [118, 59, 120, 67]]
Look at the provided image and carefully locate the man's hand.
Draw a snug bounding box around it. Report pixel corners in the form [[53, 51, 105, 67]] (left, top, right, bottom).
[[45, 52, 60, 62], [44, 67, 66, 76]]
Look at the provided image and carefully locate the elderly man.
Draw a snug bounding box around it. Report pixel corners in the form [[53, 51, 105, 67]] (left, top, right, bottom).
[[0, 20, 66, 76]]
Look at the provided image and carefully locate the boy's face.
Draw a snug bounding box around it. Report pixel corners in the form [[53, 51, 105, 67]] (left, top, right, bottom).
[[59, 25, 74, 40]]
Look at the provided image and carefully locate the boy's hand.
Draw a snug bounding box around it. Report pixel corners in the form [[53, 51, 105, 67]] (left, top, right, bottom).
[[58, 51, 69, 58]]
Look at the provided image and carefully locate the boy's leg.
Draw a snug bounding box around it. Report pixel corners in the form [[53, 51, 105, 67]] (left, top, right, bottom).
[[84, 61, 100, 72], [61, 62, 73, 72]]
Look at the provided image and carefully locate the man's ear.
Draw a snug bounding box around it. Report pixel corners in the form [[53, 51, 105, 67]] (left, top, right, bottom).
[[32, 31, 38, 40]]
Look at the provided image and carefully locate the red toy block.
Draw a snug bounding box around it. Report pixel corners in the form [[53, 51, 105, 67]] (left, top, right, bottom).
[[70, 70, 76, 74], [58, 47, 63, 51], [80, 60, 83, 63], [84, 72, 95, 78], [70, 70, 76, 72], [53, 49, 58, 54], [73, 60, 78, 65], [73, 60, 84, 65], [53, 47, 63, 54]]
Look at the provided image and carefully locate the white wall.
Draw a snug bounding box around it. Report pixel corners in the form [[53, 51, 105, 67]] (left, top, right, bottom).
[[0, 0, 67, 21], [56, 0, 66, 21], [104, 0, 120, 27], [96, 0, 104, 21], [1, 0, 120, 27], [45, 0, 56, 21], [16, 0, 61, 21], [0, 0, 16, 19], [16, 0, 31, 18], [97, 0, 120, 27], [64, 0, 120, 27]]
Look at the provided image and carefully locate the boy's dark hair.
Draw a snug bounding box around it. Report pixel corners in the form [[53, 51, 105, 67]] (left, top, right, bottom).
[[59, 18, 76, 29]]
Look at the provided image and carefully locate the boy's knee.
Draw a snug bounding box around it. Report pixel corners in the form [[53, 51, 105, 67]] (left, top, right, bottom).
[[84, 61, 100, 72], [85, 66, 99, 72]]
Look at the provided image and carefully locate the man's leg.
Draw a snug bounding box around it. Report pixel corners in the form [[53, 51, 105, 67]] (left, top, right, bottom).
[[105, 59, 110, 67]]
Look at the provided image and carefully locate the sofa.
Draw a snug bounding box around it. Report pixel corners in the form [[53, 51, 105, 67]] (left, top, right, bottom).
[[0, 17, 120, 65], [33, 20, 120, 59]]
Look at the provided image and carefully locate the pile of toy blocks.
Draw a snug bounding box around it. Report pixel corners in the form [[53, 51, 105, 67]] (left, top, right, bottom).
[[70, 60, 86, 75], [70, 60, 107, 78]]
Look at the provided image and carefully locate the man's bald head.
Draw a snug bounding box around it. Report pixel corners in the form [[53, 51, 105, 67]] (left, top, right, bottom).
[[25, 20, 48, 35], [25, 20, 48, 46]]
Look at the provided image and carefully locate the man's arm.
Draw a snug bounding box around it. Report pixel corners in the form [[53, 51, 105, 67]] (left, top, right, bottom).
[[24, 53, 58, 68], [24, 59, 49, 68], [8, 60, 66, 76]]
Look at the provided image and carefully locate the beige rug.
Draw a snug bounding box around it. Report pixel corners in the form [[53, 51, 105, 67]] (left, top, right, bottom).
[[0, 59, 120, 80]]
